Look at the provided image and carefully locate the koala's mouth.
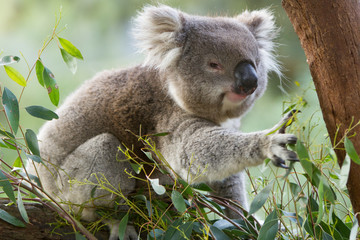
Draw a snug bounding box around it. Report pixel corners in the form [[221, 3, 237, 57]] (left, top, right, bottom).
[[225, 86, 256, 103]]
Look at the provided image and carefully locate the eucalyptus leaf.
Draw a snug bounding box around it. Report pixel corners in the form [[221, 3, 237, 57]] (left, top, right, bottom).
[[350, 218, 358, 240], [0, 209, 25, 227], [344, 137, 360, 164], [75, 232, 86, 240], [13, 156, 22, 168], [130, 162, 142, 174], [316, 178, 324, 224], [248, 181, 274, 215], [4, 66, 26, 86], [43, 67, 59, 106], [58, 37, 84, 60], [296, 141, 313, 179], [171, 190, 186, 213], [2, 87, 19, 134], [257, 210, 278, 240], [26, 153, 43, 163], [35, 60, 45, 87], [25, 105, 59, 120], [118, 212, 129, 240], [149, 178, 166, 195], [17, 187, 29, 223], [209, 226, 231, 240], [192, 182, 213, 192], [0, 129, 15, 139], [60, 48, 77, 74], [0, 55, 20, 66], [340, 155, 351, 189], [25, 129, 40, 156], [170, 222, 193, 240], [0, 170, 16, 203], [134, 195, 152, 217], [148, 229, 165, 240]]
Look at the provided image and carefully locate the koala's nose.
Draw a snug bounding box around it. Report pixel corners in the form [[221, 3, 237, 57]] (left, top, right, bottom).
[[234, 62, 258, 95]]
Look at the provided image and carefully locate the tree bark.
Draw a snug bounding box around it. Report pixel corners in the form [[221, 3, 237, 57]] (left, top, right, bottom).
[[282, 0, 360, 216], [0, 201, 109, 240]]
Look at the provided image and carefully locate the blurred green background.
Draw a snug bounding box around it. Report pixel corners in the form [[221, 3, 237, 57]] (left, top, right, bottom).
[[0, 0, 325, 161]]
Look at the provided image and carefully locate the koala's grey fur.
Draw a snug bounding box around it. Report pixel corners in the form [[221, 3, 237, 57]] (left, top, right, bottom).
[[27, 5, 298, 240]]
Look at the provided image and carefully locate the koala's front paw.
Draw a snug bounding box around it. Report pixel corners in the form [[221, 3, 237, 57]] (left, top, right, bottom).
[[268, 133, 298, 169], [266, 110, 299, 169]]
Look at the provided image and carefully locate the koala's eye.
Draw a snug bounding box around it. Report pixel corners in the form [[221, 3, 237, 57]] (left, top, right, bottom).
[[208, 62, 224, 71]]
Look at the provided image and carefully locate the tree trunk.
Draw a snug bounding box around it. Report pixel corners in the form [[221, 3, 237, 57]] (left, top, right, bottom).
[[0, 201, 109, 240], [282, 0, 360, 217]]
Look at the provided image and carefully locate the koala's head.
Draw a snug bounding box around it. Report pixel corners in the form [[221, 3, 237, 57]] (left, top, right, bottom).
[[133, 5, 279, 123]]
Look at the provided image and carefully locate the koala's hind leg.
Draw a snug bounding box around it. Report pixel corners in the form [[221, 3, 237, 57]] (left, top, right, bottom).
[[55, 133, 137, 239], [209, 171, 248, 219]]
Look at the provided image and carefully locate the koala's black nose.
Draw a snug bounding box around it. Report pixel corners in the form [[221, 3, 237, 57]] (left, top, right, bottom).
[[234, 62, 258, 95]]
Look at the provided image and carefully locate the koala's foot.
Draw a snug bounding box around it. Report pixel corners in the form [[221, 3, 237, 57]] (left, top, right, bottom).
[[265, 110, 299, 169]]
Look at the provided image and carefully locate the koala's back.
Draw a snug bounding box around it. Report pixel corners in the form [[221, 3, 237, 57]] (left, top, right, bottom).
[[36, 65, 172, 167]]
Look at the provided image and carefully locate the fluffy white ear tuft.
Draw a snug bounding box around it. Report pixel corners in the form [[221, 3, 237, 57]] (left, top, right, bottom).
[[237, 9, 280, 75], [133, 5, 184, 72]]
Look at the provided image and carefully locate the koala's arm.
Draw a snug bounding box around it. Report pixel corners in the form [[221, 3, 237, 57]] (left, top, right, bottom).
[[160, 113, 297, 183]]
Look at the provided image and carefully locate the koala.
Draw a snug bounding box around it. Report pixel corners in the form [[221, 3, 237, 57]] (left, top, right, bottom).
[[27, 5, 298, 240]]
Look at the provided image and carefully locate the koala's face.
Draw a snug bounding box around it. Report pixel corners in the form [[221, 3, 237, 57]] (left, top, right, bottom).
[[173, 18, 265, 120], [134, 6, 279, 123]]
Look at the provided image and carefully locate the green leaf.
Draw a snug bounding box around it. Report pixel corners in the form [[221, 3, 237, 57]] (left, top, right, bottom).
[[2, 87, 20, 134], [130, 162, 142, 174], [0, 129, 15, 139], [13, 156, 22, 168], [17, 187, 29, 223], [257, 210, 278, 240], [289, 182, 302, 199], [35, 60, 45, 87], [27, 173, 42, 188], [60, 48, 77, 74], [209, 226, 231, 240], [26, 153, 43, 163], [4, 66, 27, 86], [149, 178, 166, 195], [43, 67, 60, 106], [148, 229, 165, 240], [316, 178, 325, 224], [58, 37, 83, 60], [171, 190, 186, 213], [296, 141, 313, 179], [248, 181, 274, 215], [178, 179, 193, 198], [134, 195, 152, 217], [0, 56, 20, 66], [118, 212, 129, 240], [0, 170, 16, 203], [192, 182, 213, 192], [170, 222, 193, 240], [350, 218, 358, 240], [281, 210, 303, 226], [0, 209, 25, 227], [25, 105, 59, 120], [339, 155, 351, 189], [75, 232, 86, 240], [90, 186, 97, 198], [151, 132, 170, 137], [332, 213, 351, 239], [25, 129, 40, 156], [344, 137, 360, 164]]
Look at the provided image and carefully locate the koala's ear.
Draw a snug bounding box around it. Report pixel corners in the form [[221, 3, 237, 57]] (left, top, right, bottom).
[[237, 9, 280, 74], [133, 5, 185, 71]]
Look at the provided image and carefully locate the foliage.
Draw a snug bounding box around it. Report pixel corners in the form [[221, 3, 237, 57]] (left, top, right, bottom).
[[1, 8, 360, 240]]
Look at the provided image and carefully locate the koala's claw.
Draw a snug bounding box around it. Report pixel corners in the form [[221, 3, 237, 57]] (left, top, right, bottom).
[[266, 111, 300, 168]]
